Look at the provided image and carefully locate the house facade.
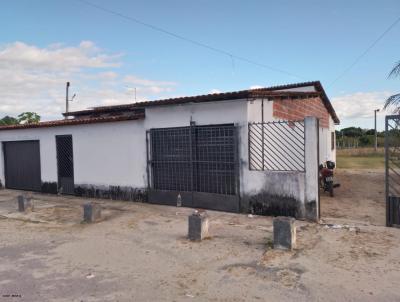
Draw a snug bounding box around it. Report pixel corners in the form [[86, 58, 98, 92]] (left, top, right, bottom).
[[0, 81, 339, 220]]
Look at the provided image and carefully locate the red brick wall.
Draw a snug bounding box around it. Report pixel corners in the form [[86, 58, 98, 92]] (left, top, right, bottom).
[[273, 96, 329, 128]]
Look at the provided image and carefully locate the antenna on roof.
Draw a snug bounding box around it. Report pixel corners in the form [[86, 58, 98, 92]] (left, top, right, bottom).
[[125, 86, 137, 102], [65, 82, 77, 119]]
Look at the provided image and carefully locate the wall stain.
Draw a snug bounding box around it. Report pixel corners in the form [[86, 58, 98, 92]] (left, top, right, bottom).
[[74, 185, 147, 202], [41, 182, 58, 194], [246, 192, 299, 218]]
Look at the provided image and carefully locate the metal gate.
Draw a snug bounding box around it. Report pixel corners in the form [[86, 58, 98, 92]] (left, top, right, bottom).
[[147, 124, 240, 212], [56, 135, 75, 195], [385, 115, 400, 227], [3, 140, 41, 191]]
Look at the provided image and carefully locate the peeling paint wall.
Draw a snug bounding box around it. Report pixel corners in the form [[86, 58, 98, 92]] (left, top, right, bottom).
[[241, 114, 319, 220], [241, 170, 305, 217]]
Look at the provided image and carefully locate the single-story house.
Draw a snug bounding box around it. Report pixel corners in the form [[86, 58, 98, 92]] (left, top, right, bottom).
[[0, 81, 339, 221]]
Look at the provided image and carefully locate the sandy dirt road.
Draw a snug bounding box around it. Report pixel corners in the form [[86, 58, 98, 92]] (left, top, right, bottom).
[[0, 169, 399, 302]]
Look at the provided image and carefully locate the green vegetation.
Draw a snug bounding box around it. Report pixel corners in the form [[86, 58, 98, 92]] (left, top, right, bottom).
[[17, 112, 41, 124], [0, 112, 41, 126], [336, 127, 384, 148], [337, 148, 384, 169], [384, 60, 400, 112], [0, 116, 19, 126]]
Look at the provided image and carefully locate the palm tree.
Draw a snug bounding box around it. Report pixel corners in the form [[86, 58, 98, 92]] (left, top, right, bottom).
[[384, 61, 400, 112]]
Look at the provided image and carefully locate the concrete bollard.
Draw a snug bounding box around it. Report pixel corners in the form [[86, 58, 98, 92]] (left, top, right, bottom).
[[273, 216, 296, 250], [17, 195, 34, 212], [188, 210, 209, 241], [83, 202, 101, 223]]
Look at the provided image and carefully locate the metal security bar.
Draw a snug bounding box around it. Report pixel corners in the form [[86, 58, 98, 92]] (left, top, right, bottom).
[[150, 126, 192, 192], [248, 120, 305, 172], [194, 125, 237, 195], [56, 135, 75, 195], [148, 124, 238, 196], [385, 115, 400, 227]]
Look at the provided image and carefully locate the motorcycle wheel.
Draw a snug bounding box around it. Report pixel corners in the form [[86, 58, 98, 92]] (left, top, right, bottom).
[[328, 183, 334, 197]]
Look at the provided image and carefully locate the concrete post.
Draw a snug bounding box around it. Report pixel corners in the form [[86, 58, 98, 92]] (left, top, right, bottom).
[[304, 116, 319, 222], [273, 216, 296, 250], [188, 210, 209, 241], [17, 195, 34, 212], [83, 203, 102, 223]]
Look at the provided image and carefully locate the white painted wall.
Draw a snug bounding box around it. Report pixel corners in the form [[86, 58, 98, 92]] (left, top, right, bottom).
[[144, 99, 247, 129], [329, 116, 337, 162], [0, 120, 147, 188], [247, 98, 274, 123], [319, 116, 337, 163], [0, 100, 249, 191]]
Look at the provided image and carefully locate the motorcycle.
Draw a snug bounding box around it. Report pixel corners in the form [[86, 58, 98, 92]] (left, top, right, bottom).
[[319, 160, 338, 197]]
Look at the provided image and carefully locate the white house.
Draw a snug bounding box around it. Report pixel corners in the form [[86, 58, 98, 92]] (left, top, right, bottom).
[[0, 81, 339, 221]]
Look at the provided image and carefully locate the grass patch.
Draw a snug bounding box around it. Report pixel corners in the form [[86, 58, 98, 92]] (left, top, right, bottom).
[[337, 148, 384, 169]]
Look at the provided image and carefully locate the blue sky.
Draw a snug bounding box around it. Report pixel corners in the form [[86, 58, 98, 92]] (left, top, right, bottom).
[[1, 0, 399, 130]]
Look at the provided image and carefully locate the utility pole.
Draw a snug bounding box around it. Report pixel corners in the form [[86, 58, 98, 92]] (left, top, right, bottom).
[[65, 82, 70, 118], [65, 82, 76, 119], [374, 108, 380, 151]]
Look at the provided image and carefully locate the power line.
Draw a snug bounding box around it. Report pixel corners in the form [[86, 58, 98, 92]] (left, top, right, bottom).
[[76, 0, 303, 79], [330, 14, 400, 86]]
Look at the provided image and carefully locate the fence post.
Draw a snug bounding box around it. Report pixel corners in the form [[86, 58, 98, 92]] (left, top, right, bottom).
[[304, 117, 319, 222]]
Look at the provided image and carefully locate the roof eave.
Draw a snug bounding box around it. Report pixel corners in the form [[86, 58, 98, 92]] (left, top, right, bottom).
[[0, 114, 145, 131]]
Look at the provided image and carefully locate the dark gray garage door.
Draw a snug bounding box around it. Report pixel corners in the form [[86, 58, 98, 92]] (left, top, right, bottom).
[[147, 124, 240, 212], [3, 140, 41, 191]]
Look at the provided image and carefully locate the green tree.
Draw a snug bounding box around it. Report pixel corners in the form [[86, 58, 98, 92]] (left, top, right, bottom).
[[365, 129, 375, 135], [0, 116, 19, 126], [340, 127, 365, 137], [384, 61, 400, 112], [17, 112, 40, 124], [359, 136, 372, 146]]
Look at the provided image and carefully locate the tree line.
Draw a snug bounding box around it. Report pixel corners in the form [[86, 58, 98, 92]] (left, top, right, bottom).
[[0, 112, 41, 126], [336, 127, 384, 149]]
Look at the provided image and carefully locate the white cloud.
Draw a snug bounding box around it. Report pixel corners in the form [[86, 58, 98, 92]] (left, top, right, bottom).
[[250, 85, 264, 90], [209, 89, 221, 94], [0, 41, 120, 71], [331, 91, 391, 120], [0, 41, 177, 120]]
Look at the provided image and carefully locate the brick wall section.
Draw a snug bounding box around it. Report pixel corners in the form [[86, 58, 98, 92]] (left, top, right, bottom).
[[273, 96, 329, 128]]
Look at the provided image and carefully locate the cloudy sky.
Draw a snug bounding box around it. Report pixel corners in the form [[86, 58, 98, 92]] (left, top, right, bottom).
[[1, 0, 399, 130]]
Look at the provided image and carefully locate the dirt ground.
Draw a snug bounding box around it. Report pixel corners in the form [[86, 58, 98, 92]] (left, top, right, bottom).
[[321, 168, 386, 226], [1, 169, 399, 302]]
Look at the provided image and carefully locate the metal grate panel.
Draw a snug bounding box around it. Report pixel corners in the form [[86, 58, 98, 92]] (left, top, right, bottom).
[[385, 115, 400, 226], [56, 135, 74, 194], [248, 120, 305, 172], [194, 125, 236, 195], [148, 124, 238, 196]]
